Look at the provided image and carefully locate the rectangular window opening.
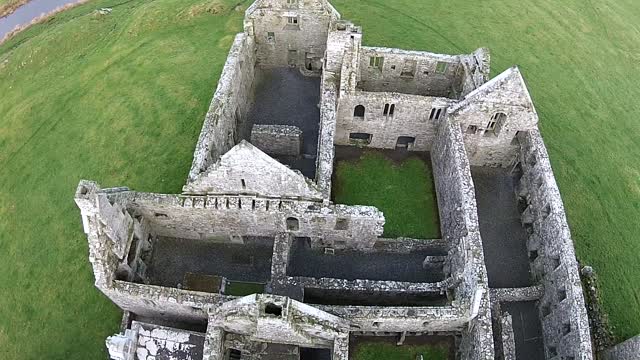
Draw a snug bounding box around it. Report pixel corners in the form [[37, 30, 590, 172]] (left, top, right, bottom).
[[369, 56, 384, 70], [267, 32, 275, 42], [435, 61, 448, 74], [466, 125, 478, 134], [383, 104, 390, 116], [389, 104, 395, 116], [335, 218, 349, 230]]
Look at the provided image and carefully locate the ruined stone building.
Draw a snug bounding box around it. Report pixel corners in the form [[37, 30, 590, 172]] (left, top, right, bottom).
[[75, 1, 595, 359]]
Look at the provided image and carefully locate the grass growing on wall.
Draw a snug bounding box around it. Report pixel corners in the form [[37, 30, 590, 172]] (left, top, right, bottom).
[[0, 0, 245, 358], [352, 341, 449, 360], [333, 151, 441, 239]]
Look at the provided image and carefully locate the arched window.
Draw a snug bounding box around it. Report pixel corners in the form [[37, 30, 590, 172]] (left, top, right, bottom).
[[286, 217, 299, 231], [354, 105, 365, 118]]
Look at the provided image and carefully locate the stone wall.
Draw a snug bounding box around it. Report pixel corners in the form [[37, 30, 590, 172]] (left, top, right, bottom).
[[244, 0, 339, 72], [431, 119, 494, 360], [250, 124, 302, 156], [81, 181, 384, 250], [518, 130, 593, 360], [601, 335, 640, 360], [187, 33, 257, 182], [335, 90, 454, 150], [184, 141, 322, 200], [449, 67, 538, 167], [358, 47, 466, 98], [314, 47, 341, 199]]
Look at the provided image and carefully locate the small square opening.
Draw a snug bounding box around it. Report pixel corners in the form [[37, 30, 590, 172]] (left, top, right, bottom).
[[264, 303, 282, 317]]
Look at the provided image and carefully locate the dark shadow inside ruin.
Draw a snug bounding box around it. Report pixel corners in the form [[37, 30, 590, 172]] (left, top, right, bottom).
[[471, 167, 532, 288], [501, 301, 545, 360], [245, 67, 321, 179], [300, 348, 332, 360], [145, 236, 274, 290], [287, 238, 445, 283], [303, 288, 449, 307]]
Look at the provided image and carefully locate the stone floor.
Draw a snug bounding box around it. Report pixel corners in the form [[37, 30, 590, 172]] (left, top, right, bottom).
[[147, 236, 274, 288], [247, 67, 321, 179], [287, 238, 444, 283], [471, 167, 532, 288], [502, 301, 545, 360]]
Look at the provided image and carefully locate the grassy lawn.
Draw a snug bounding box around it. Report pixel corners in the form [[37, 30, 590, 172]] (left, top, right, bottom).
[[353, 341, 449, 360], [333, 151, 440, 239], [0, 0, 639, 358], [0, 0, 244, 358]]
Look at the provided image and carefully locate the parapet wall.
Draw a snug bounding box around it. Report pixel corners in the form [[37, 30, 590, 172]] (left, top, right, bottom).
[[431, 119, 494, 360], [127, 192, 384, 249], [187, 33, 257, 182], [518, 130, 593, 360]]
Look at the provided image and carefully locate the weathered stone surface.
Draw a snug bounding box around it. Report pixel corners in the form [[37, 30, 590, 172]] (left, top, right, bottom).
[[250, 124, 302, 157], [601, 335, 640, 360], [75, 1, 593, 360]]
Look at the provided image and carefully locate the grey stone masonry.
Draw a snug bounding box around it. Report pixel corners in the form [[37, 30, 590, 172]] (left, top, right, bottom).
[[501, 313, 517, 360], [76, 1, 595, 359], [250, 124, 303, 157], [518, 130, 593, 360], [601, 335, 640, 360]]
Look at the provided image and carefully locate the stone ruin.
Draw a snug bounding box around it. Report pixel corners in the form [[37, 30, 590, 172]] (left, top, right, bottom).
[[75, 1, 598, 359]]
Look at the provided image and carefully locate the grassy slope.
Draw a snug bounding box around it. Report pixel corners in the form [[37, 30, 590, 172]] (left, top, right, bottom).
[[334, 152, 440, 239], [330, 0, 640, 340], [353, 341, 448, 360], [0, 0, 244, 358], [0, 0, 638, 358]]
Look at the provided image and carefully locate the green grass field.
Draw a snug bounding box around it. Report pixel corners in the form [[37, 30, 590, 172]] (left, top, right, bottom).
[[333, 151, 440, 239], [352, 341, 449, 360], [1, 0, 639, 358]]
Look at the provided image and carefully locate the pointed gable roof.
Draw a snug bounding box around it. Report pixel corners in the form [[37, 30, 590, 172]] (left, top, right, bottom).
[[450, 66, 537, 115], [183, 140, 323, 200]]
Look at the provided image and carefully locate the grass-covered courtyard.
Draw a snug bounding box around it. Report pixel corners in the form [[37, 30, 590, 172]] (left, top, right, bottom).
[[333, 149, 440, 239], [1, 0, 640, 358], [352, 340, 449, 360]]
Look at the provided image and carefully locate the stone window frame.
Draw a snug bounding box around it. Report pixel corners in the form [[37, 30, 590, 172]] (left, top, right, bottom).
[[369, 56, 384, 70], [266, 31, 276, 43], [435, 61, 448, 74], [285, 16, 300, 30]]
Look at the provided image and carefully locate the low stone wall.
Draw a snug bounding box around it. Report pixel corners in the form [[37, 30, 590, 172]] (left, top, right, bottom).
[[519, 130, 593, 360], [501, 313, 517, 360], [250, 124, 302, 157], [601, 335, 640, 360]]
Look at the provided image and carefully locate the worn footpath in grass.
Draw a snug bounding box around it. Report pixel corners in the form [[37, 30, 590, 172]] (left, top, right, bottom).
[[353, 341, 449, 360], [331, 0, 640, 341], [0, 0, 245, 358], [334, 151, 440, 239]]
